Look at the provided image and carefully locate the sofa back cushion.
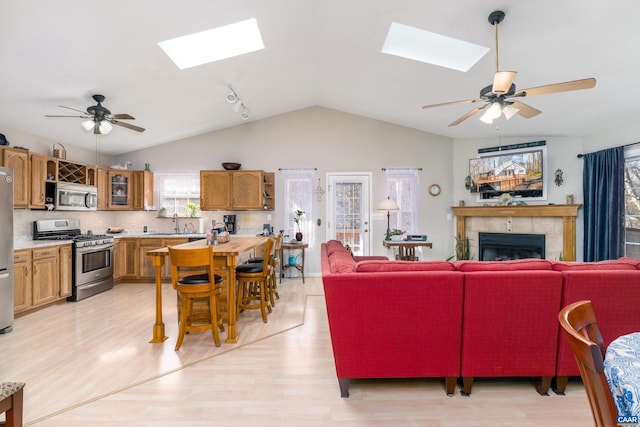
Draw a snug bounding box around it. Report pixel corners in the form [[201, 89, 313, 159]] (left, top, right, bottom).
[[455, 258, 553, 272], [326, 240, 347, 256], [355, 260, 455, 272], [552, 260, 639, 271], [328, 249, 357, 273]]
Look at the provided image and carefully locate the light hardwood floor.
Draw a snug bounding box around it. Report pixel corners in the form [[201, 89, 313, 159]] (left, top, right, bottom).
[[0, 276, 594, 426]]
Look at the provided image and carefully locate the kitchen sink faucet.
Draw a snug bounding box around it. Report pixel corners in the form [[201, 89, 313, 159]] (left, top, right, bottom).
[[172, 213, 180, 234]]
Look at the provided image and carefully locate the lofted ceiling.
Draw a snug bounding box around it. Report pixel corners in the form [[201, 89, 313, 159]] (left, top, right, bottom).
[[1, 1, 639, 156]]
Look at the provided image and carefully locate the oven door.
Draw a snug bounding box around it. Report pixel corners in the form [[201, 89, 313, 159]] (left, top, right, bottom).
[[74, 244, 114, 287]]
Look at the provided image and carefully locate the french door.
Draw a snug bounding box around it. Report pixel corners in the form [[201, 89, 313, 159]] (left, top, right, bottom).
[[326, 173, 372, 256]]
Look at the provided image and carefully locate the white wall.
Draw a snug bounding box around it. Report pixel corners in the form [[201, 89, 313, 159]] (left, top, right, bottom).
[[114, 106, 455, 273]]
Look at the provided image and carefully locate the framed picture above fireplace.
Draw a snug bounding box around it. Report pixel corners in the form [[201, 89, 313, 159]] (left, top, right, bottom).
[[468, 140, 547, 201]]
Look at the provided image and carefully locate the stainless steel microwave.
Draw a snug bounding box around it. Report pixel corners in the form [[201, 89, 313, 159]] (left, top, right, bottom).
[[56, 183, 97, 211]]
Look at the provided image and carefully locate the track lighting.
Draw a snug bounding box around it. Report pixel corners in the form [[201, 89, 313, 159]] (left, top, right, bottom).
[[226, 88, 238, 103], [226, 85, 250, 120]]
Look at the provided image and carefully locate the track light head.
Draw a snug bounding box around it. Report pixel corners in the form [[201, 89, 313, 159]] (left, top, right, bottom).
[[226, 88, 238, 103]]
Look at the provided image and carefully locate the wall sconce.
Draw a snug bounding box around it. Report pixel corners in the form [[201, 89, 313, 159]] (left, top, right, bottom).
[[226, 85, 250, 120]]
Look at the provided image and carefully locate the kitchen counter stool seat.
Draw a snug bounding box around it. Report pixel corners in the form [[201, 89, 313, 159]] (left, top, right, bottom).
[[168, 245, 224, 351], [236, 237, 275, 323], [0, 381, 25, 427]]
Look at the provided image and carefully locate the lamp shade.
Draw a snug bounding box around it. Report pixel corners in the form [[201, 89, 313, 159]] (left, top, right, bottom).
[[81, 120, 95, 131], [378, 197, 399, 211], [98, 121, 113, 134]]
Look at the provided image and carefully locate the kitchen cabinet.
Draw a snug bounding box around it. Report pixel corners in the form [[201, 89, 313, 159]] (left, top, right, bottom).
[[200, 170, 274, 211], [13, 250, 32, 314], [31, 246, 59, 307], [114, 237, 187, 283], [114, 238, 139, 280], [97, 168, 153, 211], [200, 171, 232, 210], [132, 171, 154, 210], [29, 152, 48, 209], [59, 244, 72, 298], [1, 147, 29, 208]]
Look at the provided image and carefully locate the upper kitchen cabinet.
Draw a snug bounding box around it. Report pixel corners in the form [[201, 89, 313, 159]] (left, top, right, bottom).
[[97, 168, 153, 211], [200, 170, 274, 211], [29, 152, 48, 209], [200, 171, 232, 210], [1, 147, 29, 207], [132, 171, 153, 210]]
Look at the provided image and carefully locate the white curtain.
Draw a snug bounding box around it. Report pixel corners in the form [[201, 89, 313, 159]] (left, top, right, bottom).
[[385, 168, 420, 234], [281, 169, 315, 243]]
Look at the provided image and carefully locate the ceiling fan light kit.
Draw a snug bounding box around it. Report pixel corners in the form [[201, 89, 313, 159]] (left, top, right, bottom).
[[45, 94, 145, 135], [421, 10, 596, 127]]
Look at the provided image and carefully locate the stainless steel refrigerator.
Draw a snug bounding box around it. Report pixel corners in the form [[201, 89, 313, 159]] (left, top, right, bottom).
[[0, 166, 14, 333]]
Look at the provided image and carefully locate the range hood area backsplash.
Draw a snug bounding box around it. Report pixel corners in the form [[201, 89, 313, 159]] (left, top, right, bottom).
[[13, 209, 275, 239]]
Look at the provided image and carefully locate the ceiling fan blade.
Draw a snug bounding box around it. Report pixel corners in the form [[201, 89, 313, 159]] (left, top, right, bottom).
[[59, 105, 90, 115], [449, 104, 488, 127], [515, 78, 596, 98], [45, 115, 88, 118], [110, 113, 135, 120], [492, 71, 517, 94], [510, 101, 541, 119], [112, 120, 145, 133], [422, 98, 482, 109]]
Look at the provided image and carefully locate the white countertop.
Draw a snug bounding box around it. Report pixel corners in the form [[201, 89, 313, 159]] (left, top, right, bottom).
[[15, 239, 73, 250]]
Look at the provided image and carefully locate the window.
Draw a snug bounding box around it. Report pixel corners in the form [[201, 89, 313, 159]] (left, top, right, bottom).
[[154, 173, 200, 216], [281, 169, 315, 243], [624, 146, 640, 258], [384, 169, 419, 234]]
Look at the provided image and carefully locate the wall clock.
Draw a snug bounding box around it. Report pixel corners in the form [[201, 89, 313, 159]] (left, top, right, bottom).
[[428, 184, 441, 197]]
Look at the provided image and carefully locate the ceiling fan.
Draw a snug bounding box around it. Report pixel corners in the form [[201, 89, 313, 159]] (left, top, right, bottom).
[[421, 10, 596, 127], [45, 94, 145, 134]]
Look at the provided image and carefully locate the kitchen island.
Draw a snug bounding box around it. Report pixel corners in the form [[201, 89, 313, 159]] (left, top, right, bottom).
[[147, 236, 268, 344]]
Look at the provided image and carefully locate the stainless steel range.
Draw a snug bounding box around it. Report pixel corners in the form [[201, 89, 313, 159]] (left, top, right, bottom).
[[33, 219, 114, 301]]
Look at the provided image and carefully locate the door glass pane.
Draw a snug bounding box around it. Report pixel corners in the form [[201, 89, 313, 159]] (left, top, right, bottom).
[[334, 181, 363, 254]]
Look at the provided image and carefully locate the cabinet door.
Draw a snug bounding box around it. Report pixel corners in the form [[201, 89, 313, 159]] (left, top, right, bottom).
[[115, 238, 139, 279], [200, 171, 232, 210], [162, 238, 188, 279], [29, 152, 48, 208], [132, 171, 153, 210], [2, 147, 29, 208], [232, 171, 263, 210], [32, 255, 59, 306], [139, 239, 164, 279], [13, 250, 32, 314], [97, 168, 109, 210], [59, 244, 72, 298], [107, 170, 133, 210]]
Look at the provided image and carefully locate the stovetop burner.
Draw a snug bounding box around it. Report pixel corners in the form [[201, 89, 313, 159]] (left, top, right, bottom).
[[33, 219, 114, 247]]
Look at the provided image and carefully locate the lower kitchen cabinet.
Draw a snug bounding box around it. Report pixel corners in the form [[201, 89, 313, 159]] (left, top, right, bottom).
[[114, 237, 187, 283], [14, 244, 69, 314]]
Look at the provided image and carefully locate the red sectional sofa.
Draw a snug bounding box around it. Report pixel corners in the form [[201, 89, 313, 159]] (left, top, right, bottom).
[[320, 240, 640, 398]]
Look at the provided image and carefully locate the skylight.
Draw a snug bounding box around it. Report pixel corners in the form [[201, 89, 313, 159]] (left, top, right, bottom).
[[158, 18, 265, 70], [382, 22, 489, 72]]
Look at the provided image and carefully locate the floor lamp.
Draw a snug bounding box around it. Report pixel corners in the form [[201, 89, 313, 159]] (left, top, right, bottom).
[[378, 197, 399, 240]]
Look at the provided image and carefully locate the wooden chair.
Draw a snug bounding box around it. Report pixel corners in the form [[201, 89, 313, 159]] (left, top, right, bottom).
[[246, 233, 281, 306], [0, 382, 24, 427], [168, 245, 224, 351], [236, 237, 275, 323], [558, 300, 618, 427]]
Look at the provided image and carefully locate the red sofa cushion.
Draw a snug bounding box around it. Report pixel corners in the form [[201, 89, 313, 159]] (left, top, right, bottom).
[[455, 258, 553, 272], [461, 270, 562, 377], [552, 260, 639, 271], [328, 250, 356, 273], [326, 240, 347, 256], [355, 260, 455, 272], [557, 270, 640, 376]]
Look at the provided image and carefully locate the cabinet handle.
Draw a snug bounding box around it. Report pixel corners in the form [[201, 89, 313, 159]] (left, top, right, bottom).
[[33, 264, 37, 275]]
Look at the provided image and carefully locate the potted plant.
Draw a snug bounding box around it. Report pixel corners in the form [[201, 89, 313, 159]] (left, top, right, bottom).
[[185, 202, 200, 217], [294, 209, 305, 241], [389, 228, 405, 241]]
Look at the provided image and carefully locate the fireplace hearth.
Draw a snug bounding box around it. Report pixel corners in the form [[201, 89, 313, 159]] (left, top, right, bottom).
[[479, 232, 546, 261]]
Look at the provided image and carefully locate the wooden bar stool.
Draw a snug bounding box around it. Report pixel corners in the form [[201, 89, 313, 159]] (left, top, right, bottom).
[[236, 237, 275, 323], [168, 245, 224, 351], [246, 233, 281, 306], [0, 382, 25, 427]]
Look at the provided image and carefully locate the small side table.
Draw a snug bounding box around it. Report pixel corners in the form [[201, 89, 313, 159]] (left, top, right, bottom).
[[281, 242, 308, 283], [382, 240, 433, 261]]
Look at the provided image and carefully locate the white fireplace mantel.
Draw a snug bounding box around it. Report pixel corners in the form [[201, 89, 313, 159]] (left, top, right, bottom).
[[451, 204, 581, 261]]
